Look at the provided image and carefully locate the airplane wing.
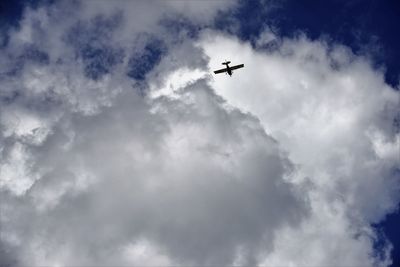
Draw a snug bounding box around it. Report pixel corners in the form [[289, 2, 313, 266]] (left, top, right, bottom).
[[213, 68, 228, 74], [230, 64, 244, 71]]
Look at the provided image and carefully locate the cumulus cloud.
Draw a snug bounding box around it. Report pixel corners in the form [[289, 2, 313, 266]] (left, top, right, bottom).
[[201, 29, 399, 266], [0, 1, 399, 266]]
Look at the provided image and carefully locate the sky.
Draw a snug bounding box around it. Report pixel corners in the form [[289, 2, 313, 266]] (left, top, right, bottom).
[[0, 0, 399, 266]]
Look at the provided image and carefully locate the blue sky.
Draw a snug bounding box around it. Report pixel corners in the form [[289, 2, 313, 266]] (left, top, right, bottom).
[[0, 0, 399, 266]]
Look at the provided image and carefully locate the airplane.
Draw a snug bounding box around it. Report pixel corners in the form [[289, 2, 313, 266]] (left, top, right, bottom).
[[213, 61, 244, 76]]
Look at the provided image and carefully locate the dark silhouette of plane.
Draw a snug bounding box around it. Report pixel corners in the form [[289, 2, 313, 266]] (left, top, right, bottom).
[[213, 61, 244, 76]]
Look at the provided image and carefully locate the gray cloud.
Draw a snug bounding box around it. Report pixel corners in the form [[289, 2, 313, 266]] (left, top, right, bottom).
[[1, 79, 306, 265], [0, 1, 307, 265]]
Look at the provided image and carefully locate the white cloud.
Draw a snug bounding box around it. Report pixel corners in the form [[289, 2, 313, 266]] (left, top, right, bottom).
[[200, 29, 399, 266], [0, 1, 399, 267], [121, 239, 173, 266], [0, 142, 40, 196]]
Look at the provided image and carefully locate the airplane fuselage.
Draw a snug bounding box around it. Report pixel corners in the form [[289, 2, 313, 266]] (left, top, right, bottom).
[[223, 63, 232, 76]]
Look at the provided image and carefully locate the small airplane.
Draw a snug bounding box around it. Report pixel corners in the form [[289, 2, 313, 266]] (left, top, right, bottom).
[[213, 61, 244, 76]]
